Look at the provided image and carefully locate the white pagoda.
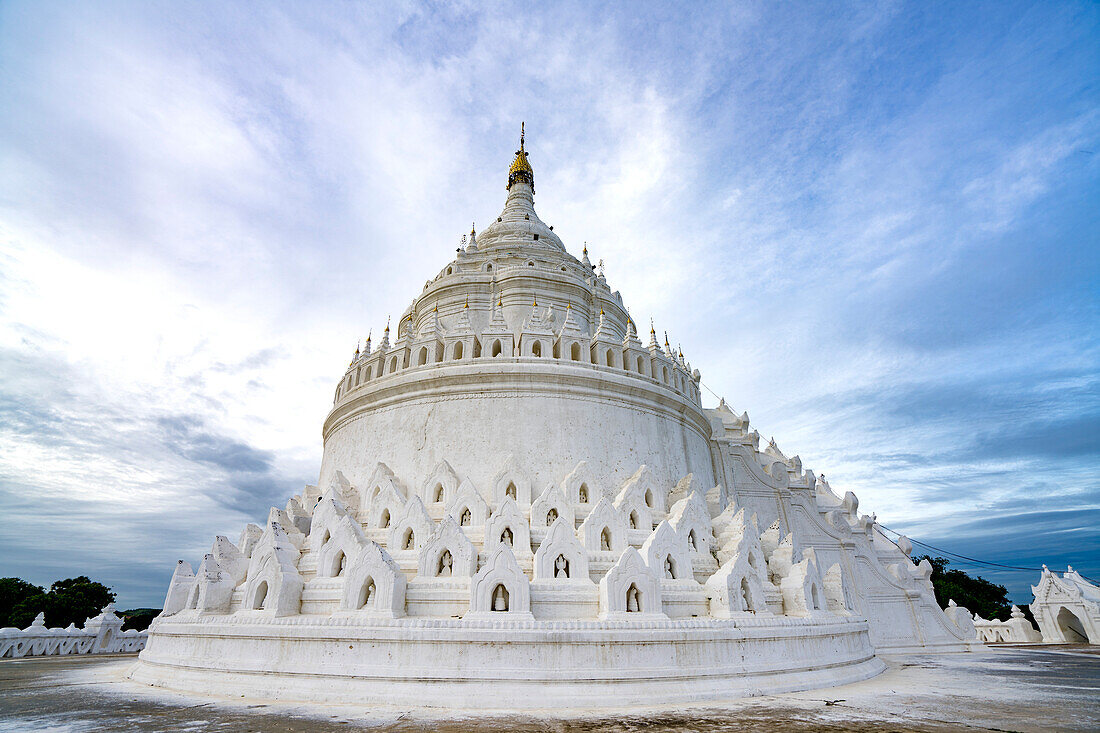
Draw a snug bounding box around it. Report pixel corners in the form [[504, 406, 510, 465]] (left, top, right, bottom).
[[131, 127, 978, 708]]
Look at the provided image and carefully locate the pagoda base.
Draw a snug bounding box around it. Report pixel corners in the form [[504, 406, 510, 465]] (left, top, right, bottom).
[[129, 614, 885, 709]]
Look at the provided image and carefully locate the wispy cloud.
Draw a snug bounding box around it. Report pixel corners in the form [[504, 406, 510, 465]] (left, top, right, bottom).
[[0, 1, 1097, 605]]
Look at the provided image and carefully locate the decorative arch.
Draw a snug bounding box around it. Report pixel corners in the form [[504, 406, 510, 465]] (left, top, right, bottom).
[[339, 540, 406, 617], [484, 496, 532, 556], [314, 513, 368, 579], [188, 553, 235, 614], [560, 460, 598, 505], [779, 547, 828, 617], [533, 516, 590, 581], [640, 521, 694, 582], [598, 547, 664, 619], [240, 523, 303, 617], [387, 496, 435, 554], [446, 479, 490, 528], [577, 497, 629, 554], [529, 484, 575, 536], [417, 516, 477, 578], [491, 456, 533, 506], [421, 460, 460, 505], [669, 491, 715, 557], [705, 554, 770, 618], [466, 544, 533, 619]]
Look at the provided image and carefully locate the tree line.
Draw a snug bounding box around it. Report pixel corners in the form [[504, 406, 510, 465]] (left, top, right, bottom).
[[0, 576, 160, 631], [915, 555, 1035, 625]]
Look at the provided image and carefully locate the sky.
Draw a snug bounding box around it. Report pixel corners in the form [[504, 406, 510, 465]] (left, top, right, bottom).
[[0, 1, 1097, 609]]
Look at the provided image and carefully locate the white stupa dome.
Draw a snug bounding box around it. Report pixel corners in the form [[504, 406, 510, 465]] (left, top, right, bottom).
[[130, 126, 979, 710]]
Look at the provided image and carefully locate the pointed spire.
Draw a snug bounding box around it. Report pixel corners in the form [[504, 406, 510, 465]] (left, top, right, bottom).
[[624, 316, 639, 346], [648, 319, 659, 350], [507, 122, 534, 191], [581, 243, 591, 269], [467, 222, 478, 251]]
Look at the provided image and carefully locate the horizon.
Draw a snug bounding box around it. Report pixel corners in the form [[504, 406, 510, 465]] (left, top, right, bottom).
[[1, 1, 1097, 608]]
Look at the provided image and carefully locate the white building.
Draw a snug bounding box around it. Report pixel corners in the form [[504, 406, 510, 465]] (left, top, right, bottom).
[[130, 128, 978, 708], [1031, 565, 1099, 644]]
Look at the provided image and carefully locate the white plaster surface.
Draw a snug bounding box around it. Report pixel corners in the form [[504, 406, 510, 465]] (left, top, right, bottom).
[[130, 139, 980, 707]]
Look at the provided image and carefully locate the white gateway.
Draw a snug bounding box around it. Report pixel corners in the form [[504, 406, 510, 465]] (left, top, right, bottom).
[[131, 128, 978, 709]]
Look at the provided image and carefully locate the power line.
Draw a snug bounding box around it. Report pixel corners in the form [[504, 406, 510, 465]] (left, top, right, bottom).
[[877, 523, 1099, 585]]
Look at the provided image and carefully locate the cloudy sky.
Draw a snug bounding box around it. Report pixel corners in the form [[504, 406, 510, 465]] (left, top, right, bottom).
[[1, 1, 1096, 608]]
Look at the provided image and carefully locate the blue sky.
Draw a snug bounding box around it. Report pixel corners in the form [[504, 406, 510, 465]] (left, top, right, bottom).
[[0, 1, 1096, 608]]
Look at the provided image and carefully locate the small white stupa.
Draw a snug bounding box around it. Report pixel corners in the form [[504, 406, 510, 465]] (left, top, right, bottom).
[[131, 126, 978, 709]]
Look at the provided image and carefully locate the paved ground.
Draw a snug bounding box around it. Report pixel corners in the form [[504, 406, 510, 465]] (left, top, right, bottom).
[[0, 645, 1098, 732]]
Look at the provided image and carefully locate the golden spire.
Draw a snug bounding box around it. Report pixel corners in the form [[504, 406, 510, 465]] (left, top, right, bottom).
[[498, 294, 504, 307], [464, 296, 469, 309], [532, 295, 538, 307], [507, 122, 534, 191], [470, 222, 476, 235]]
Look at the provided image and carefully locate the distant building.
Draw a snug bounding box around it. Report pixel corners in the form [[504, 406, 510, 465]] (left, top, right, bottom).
[[1031, 565, 1099, 644]]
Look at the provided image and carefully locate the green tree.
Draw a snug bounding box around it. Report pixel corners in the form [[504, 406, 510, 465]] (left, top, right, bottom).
[[121, 608, 160, 631], [0, 577, 45, 628], [3, 576, 118, 629], [40, 576, 117, 628], [916, 555, 1013, 621]]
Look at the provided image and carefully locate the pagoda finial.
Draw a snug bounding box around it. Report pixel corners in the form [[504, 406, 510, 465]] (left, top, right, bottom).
[[464, 296, 469, 309], [507, 123, 534, 191], [471, 222, 476, 235]]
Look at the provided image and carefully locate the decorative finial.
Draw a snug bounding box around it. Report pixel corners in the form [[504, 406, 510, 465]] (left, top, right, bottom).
[[498, 294, 503, 307], [507, 123, 534, 191], [471, 222, 476, 235], [583, 242, 588, 256], [650, 318, 655, 335], [532, 295, 538, 307], [664, 330, 670, 348], [384, 316, 390, 334], [366, 330, 371, 344], [464, 296, 469, 309]]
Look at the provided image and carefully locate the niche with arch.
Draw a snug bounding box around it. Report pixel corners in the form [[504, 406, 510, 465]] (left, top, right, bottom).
[[466, 544, 533, 619], [339, 540, 407, 617], [598, 547, 663, 619], [416, 516, 477, 579]]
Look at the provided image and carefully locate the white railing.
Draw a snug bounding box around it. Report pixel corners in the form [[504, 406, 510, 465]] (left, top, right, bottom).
[[0, 604, 147, 658]]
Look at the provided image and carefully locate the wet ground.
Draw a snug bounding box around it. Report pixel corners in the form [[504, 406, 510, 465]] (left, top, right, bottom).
[[0, 645, 1098, 732]]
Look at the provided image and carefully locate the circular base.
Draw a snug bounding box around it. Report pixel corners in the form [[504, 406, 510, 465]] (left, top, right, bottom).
[[130, 615, 886, 709]]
